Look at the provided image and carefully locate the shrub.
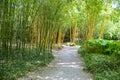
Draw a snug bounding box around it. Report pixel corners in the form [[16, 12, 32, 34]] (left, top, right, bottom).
[[78, 46, 86, 57], [78, 39, 120, 80], [84, 54, 114, 72], [86, 39, 107, 53], [86, 39, 120, 56], [94, 70, 120, 80], [84, 53, 120, 80]]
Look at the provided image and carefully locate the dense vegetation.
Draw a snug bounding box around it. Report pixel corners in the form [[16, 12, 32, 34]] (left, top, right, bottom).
[[77, 0, 120, 79], [0, 0, 62, 79], [78, 39, 120, 80], [0, 0, 120, 79]]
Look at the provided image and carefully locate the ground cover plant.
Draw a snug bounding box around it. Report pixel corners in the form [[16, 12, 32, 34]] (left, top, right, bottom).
[[0, 48, 54, 80], [78, 39, 120, 80]]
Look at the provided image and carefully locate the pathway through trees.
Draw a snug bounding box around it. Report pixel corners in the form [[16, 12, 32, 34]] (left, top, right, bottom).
[[19, 45, 93, 80]]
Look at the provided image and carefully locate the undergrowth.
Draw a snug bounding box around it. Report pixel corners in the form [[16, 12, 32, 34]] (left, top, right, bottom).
[[78, 39, 120, 80], [0, 49, 54, 80]]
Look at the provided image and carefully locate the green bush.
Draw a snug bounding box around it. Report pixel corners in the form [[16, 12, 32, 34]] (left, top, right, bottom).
[[86, 39, 120, 56], [78, 46, 86, 57], [86, 39, 107, 53], [94, 70, 120, 80], [84, 53, 120, 80], [84, 54, 115, 72], [78, 39, 120, 80]]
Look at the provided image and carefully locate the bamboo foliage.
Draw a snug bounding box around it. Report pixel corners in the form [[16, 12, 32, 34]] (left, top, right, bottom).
[[0, 0, 114, 61], [98, 2, 112, 39], [0, 1, 53, 79], [99, 17, 107, 38], [0, 0, 65, 58], [1, 0, 116, 79], [57, 26, 67, 48], [0, 0, 67, 79], [85, 0, 104, 40], [70, 23, 78, 43]]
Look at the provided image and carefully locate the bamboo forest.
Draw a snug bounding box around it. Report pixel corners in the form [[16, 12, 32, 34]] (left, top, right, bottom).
[[0, 0, 120, 80]]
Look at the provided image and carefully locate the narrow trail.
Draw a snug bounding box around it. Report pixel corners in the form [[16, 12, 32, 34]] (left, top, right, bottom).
[[19, 45, 93, 80]]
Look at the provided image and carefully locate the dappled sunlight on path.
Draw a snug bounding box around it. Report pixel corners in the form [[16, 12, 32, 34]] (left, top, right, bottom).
[[18, 45, 93, 80]]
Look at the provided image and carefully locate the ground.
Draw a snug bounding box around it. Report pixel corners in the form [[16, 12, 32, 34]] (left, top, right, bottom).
[[18, 45, 93, 80]]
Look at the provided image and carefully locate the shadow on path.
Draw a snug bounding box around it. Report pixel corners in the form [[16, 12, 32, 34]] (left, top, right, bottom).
[[18, 45, 93, 80]]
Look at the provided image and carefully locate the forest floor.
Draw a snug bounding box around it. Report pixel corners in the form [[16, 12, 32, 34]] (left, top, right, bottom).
[[18, 45, 93, 80]]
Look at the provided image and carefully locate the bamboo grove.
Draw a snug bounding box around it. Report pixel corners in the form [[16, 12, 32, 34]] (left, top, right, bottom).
[[0, 0, 68, 79], [0, 0, 120, 79]]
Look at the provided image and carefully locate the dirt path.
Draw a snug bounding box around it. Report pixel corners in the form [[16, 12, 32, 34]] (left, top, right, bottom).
[[19, 45, 93, 80]]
